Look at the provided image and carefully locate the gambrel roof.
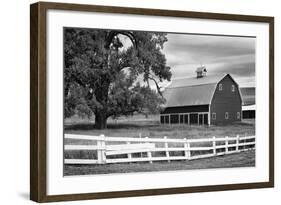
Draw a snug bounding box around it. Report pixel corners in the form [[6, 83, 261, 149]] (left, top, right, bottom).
[[163, 74, 240, 107], [240, 87, 255, 106]]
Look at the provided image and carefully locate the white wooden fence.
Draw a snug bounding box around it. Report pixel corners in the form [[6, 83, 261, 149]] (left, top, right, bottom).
[[64, 134, 255, 164]]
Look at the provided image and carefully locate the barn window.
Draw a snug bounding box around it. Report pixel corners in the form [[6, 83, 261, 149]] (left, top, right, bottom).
[[190, 114, 198, 124], [232, 85, 235, 92], [179, 115, 184, 124], [237, 112, 240, 119], [164, 115, 169, 124], [219, 83, 223, 91], [225, 112, 229, 119], [170, 114, 179, 124], [212, 112, 216, 120]]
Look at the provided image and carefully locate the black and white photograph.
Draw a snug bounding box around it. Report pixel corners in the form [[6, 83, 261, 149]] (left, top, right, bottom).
[[63, 27, 256, 176]]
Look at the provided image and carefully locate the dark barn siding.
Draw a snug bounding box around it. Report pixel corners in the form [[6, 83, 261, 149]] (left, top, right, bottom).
[[210, 76, 242, 125], [160, 75, 242, 125], [161, 105, 209, 114], [242, 110, 255, 119], [160, 105, 209, 125]]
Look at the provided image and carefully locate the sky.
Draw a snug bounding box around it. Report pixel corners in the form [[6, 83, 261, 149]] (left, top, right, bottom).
[[162, 33, 256, 88], [119, 31, 256, 89]]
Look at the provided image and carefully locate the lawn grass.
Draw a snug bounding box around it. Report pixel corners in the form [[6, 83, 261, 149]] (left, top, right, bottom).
[[64, 150, 255, 176], [64, 115, 255, 175], [65, 115, 255, 141]]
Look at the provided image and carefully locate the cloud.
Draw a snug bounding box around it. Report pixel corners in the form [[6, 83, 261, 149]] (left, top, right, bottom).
[[162, 33, 255, 83], [121, 31, 256, 90]]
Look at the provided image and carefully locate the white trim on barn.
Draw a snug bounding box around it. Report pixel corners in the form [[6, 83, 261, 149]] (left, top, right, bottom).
[[242, 104, 256, 119], [242, 104, 256, 111]]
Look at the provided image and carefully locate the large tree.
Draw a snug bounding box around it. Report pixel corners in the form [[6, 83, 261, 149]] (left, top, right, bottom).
[[64, 28, 171, 129]]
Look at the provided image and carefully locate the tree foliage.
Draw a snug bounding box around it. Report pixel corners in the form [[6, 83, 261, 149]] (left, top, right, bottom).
[[64, 28, 171, 129]]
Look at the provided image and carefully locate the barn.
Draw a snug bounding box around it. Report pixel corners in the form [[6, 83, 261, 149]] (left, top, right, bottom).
[[242, 104, 256, 119], [160, 67, 242, 125], [240, 87, 256, 119]]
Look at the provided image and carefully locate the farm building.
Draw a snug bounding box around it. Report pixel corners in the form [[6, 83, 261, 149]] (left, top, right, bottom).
[[240, 87, 256, 119], [160, 67, 242, 125], [242, 104, 256, 119]]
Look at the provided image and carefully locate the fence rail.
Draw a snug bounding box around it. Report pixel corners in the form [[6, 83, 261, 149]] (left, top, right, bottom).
[[64, 134, 255, 165]]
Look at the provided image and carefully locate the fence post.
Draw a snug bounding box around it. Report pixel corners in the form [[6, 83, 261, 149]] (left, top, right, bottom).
[[236, 135, 240, 152], [243, 133, 247, 150], [146, 137, 153, 163], [164, 136, 170, 162], [97, 136, 102, 164], [139, 133, 143, 158], [126, 141, 132, 161], [184, 138, 191, 160], [101, 134, 106, 164], [212, 136, 216, 155], [97, 134, 106, 164], [225, 136, 229, 154]]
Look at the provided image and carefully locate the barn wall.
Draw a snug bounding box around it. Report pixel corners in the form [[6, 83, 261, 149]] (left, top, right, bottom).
[[161, 105, 209, 114], [242, 110, 256, 119], [210, 75, 242, 124], [160, 105, 209, 125]]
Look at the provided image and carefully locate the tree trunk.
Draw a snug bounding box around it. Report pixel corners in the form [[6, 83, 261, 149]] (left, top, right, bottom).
[[95, 111, 108, 129]]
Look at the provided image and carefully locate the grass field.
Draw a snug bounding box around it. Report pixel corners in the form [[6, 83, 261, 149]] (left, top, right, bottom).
[[65, 114, 255, 140], [64, 150, 255, 175], [64, 114, 255, 176]]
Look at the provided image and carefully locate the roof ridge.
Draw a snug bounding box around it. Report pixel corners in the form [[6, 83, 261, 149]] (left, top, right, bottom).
[[172, 73, 226, 81], [168, 73, 228, 89], [166, 82, 217, 89]]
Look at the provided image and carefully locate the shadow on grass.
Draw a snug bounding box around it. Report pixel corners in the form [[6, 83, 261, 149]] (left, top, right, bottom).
[[64, 122, 160, 131], [65, 123, 95, 131]]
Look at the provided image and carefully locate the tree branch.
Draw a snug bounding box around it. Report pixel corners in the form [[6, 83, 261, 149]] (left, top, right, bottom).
[[105, 31, 138, 50], [148, 75, 163, 97]]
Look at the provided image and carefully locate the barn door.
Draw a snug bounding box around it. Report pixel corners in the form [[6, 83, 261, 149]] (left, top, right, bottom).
[[199, 114, 203, 126], [204, 114, 208, 125], [184, 114, 189, 125]]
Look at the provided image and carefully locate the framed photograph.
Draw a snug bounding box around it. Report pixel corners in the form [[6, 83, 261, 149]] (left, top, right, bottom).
[[30, 1, 274, 202]]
